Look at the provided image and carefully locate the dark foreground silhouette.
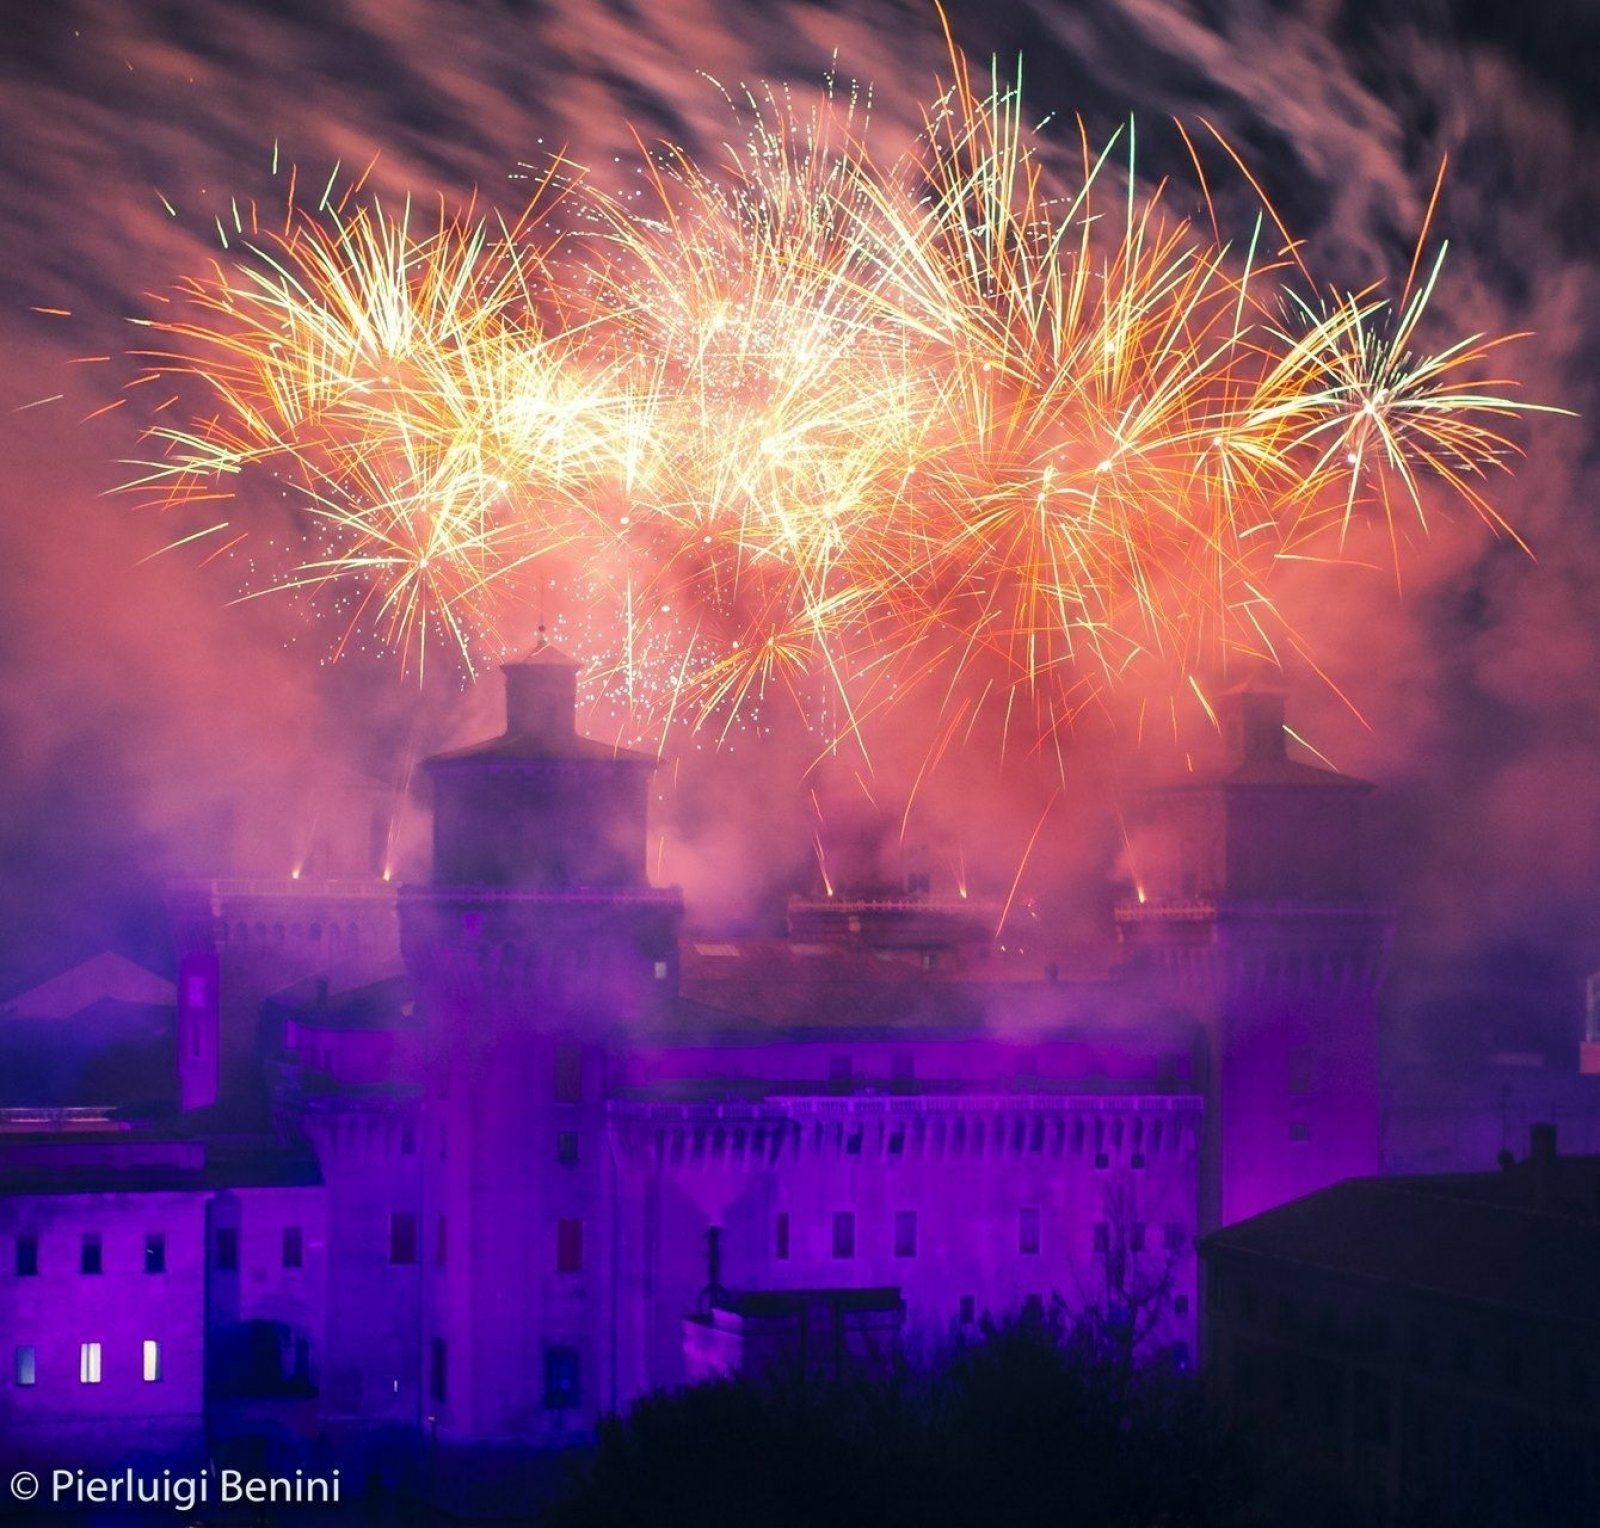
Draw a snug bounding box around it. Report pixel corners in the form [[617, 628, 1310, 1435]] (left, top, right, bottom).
[[543, 1308, 1255, 1528]]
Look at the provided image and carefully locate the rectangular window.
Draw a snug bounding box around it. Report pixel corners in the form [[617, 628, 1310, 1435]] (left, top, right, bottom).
[[430, 1336, 447, 1404], [389, 1212, 418, 1266], [774, 1212, 790, 1261], [435, 1216, 448, 1269], [215, 1227, 238, 1272], [79, 1342, 101, 1385], [557, 1219, 583, 1274], [282, 1226, 303, 1269], [543, 1346, 580, 1410], [142, 1339, 161, 1383], [831, 1212, 855, 1260], [15, 1346, 36, 1386], [1289, 1121, 1311, 1143], [557, 1130, 580, 1166], [653, 960, 670, 981], [894, 1210, 918, 1259], [81, 1233, 102, 1276], [1019, 1208, 1041, 1256], [554, 1043, 583, 1103], [1288, 1048, 1313, 1098], [144, 1232, 166, 1274], [16, 1236, 38, 1277]]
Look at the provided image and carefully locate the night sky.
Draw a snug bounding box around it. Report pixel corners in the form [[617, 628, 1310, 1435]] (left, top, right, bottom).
[[0, 0, 1596, 1064]]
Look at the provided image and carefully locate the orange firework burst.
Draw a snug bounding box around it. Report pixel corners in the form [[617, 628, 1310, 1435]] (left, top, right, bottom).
[[118, 41, 1557, 750]]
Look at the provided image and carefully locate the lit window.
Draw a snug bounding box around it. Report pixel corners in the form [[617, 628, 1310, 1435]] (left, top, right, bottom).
[[215, 1227, 238, 1272], [144, 1232, 166, 1274], [15, 1346, 36, 1386], [79, 1343, 101, 1385], [283, 1226, 303, 1269], [557, 1219, 583, 1274], [831, 1212, 855, 1260], [894, 1211, 918, 1259], [1019, 1208, 1041, 1256], [543, 1346, 580, 1410], [389, 1213, 418, 1266], [653, 960, 670, 981], [774, 1213, 790, 1261], [1288, 1048, 1313, 1098], [81, 1234, 102, 1276], [142, 1340, 161, 1383], [16, 1236, 38, 1277], [557, 1131, 579, 1166]]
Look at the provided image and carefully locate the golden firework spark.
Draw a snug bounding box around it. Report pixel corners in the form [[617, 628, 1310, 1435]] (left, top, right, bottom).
[[118, 41, 1556, 744]]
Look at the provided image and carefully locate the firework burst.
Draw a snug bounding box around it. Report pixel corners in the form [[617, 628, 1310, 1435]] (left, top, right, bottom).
[[117, 40, 1556, 753]]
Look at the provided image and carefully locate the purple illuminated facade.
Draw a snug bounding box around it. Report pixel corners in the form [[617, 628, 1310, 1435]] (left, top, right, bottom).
[[0, 649, 1389, 1471]]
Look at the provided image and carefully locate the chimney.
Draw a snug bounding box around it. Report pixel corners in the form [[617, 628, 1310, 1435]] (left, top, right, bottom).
[[502, 632, 578, 741], [1529, 1122, 1558, 1209], [702, 1225, 725, 1308], [1221, 686, 1287, 766]]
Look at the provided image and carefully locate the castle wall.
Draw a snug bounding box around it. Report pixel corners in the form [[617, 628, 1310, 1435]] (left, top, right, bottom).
[[295, 1106, 420, 1423], [610, 1090, 1202, 1402], [0, 1191, 208, 1471]]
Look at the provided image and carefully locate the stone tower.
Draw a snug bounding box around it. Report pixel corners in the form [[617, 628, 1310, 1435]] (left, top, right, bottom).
[[400, 641, 683, 1441], [1116, 687, 1392, 1228]]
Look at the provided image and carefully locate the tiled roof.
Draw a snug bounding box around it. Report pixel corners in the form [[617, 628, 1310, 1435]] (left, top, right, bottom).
[[1202, 1169, 1600, 1326]]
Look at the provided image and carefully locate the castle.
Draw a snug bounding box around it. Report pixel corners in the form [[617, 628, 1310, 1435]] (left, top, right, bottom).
[[0, 647, 1390, 1478]]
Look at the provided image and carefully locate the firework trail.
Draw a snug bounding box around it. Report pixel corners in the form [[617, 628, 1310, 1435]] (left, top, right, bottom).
[[117, 41, 1554, 759]]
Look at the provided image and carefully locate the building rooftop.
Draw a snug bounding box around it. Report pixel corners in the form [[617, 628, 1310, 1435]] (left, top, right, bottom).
[[1203, 1146, 1600, 1328], [0, 997, 176, 1110], [1155, 686, 1371, 793], [0, 950, 174, 1020], [0, 1127, 322, 1196], [268, 968, 416, 1031], [428, 634, 658, 770]]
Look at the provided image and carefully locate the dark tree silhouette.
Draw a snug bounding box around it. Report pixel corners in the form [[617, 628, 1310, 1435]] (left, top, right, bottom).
[[542, 1304, 1256, 1528]]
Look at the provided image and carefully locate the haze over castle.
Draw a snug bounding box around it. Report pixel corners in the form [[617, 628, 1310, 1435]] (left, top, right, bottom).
[[0, 643, 1390, 1476]]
